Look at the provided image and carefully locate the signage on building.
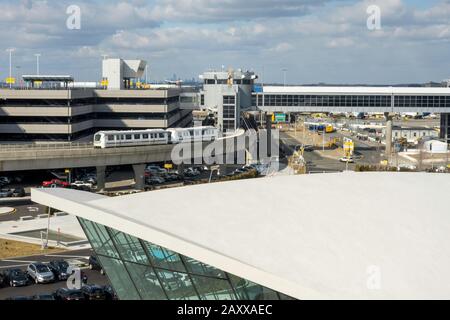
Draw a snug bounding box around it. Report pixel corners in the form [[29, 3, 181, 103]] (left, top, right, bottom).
[[5, 77, 15, 84], [273, 113, 287, 123]]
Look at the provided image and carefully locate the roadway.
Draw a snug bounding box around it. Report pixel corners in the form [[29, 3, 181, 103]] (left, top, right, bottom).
[[280, 129, 383, 173]]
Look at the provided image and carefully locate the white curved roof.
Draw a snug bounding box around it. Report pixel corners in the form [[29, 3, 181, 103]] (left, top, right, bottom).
[[31, 172, 450, 300]]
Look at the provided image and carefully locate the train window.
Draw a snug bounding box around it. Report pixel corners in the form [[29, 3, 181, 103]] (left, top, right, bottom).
[[126, 135, 132, 140], [107, 135, 114, 141], [159, 133, 165, 138], [120, 135, 125, 140], [134, 134, 140, 139], [94, 135, 101, 142], [143, 134, 149, 139]]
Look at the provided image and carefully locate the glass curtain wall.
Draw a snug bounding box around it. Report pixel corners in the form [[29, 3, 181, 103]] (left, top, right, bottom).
[[78, 218, 295, 301]]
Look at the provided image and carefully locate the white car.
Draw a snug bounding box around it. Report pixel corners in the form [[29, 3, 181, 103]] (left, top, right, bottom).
[[339, 157, 354, 163], [71, 181, 93, 189]]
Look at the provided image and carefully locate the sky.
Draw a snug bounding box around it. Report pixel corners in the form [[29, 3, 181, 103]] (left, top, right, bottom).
[[0, 0, 449, 85]]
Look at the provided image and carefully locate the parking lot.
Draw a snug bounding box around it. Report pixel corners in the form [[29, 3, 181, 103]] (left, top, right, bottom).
[[0, 249, 111, 300]]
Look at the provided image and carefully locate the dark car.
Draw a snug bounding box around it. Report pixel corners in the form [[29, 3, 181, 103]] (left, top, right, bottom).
[[0, 272, 5, 288], [12, 188, 26, 198], [88, 256, 104, 275], [81, 285, 107, 300], [33, 294, 56, 301], [5, 296, 33, 301], [48, 260, 70, 281], [54, 288, 86, 301], [3, 269, 29, 287], [103, 285, 118, 300]]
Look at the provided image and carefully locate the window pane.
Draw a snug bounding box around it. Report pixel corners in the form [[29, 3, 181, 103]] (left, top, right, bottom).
[[97, 255, 141, 300], [191, 275, 236, 300], [109, 229, 149, 264], [124, 262, 167, 300], [278, 293, 296, 300], [155, 269, 199, 300], [182, 256, 226, 279], [143, 242, 187, 273], [78, 218, 119, 259], [228, 274, 279, 300]]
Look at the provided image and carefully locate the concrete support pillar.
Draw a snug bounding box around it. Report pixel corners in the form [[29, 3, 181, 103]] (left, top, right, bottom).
[[178, 163, 185, 179], [440, 113, 450, 144], [220, 164, 227, 177], [265, 112, 272, 157], [385, 113, 393, 163], [96, 166, 106, 192], [133, 164, 146, 190]]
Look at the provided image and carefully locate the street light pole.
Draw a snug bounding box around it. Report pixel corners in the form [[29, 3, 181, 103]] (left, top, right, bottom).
[[34, 53, 41, 75], [7, 48, 14, 89]]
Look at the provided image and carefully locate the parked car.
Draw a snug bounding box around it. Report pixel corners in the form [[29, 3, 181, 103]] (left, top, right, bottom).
[[5, 296, 33, 301], [146, 165, 167, 175], [12, 188, 26, 198], [88, 256, 105, 275], [81, 285, 107, 300], [42, 179, 70, 188], [103, 285, 118, 300], [339, 157, 355, 163], [80, 175, 97, 186], [0, 189, 13, 198], [2, 269, 30, 287], [54, 288, 85, 301], [165, 174, 180, 182], [27, 263, 55, 284], [194, 165, 208, 173], [33, 294, 56, 300], [184, 168, 200, 177], [71, 181, 94, 190], [146, 176, 165, 185], [0, 176, 11, 186], [302, 145, 315, 152], [48, 260, 70, 281]]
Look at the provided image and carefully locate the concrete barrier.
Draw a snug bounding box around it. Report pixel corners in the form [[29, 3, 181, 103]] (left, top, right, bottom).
[[37, 214, 49, 219]]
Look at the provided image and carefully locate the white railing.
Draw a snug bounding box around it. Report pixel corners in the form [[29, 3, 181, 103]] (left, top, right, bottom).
[[0, 142, 93, 151]]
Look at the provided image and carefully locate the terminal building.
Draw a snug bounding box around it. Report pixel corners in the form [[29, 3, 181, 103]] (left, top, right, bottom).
[[32, 172, 450, 300], [251, 86, 450, 143]]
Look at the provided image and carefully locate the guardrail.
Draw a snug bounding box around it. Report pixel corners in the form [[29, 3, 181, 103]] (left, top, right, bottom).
[[0, 142, 94, 151]]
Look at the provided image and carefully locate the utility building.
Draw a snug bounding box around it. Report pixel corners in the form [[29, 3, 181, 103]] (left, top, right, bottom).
[[199, 69, 257, 132], [102, 59, 147, 90]]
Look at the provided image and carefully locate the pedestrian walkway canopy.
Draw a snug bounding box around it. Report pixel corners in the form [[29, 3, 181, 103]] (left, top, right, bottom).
[[22, 75, 74, 88]]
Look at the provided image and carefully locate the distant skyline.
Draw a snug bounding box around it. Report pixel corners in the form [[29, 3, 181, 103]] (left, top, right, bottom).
[[0, 0, 450, 85]]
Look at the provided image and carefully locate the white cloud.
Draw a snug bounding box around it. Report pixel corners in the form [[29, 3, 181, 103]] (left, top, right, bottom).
[[0, 0, 449, 84]]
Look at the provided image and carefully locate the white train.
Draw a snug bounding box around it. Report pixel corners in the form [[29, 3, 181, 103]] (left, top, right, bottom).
[[93, 126, 219, 149]]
